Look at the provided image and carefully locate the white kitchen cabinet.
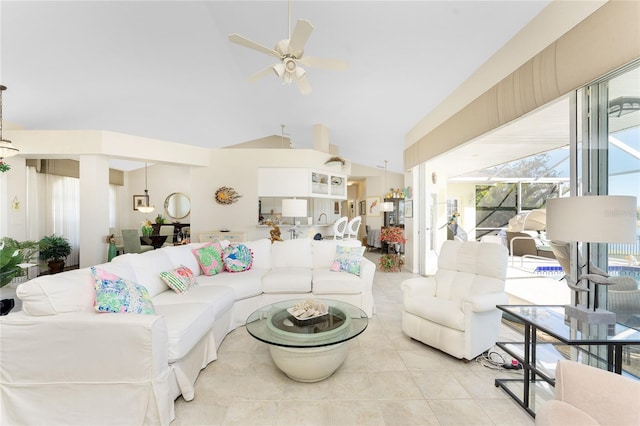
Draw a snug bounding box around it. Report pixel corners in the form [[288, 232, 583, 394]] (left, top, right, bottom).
[[258, 168, 346, 200]]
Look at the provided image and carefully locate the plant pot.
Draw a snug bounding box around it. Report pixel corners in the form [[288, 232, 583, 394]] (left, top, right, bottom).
[[47, 260, 65, 275]]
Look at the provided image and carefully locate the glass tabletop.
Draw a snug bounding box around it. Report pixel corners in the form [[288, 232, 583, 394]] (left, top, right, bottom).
[[498, 305, 640, 344], [245, 299, 368, 348]]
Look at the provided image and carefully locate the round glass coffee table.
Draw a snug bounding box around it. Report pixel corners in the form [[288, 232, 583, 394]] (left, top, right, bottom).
[[245, 299, 368, 382]]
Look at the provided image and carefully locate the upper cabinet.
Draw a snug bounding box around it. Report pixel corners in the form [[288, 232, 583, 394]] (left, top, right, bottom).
[[310, 171, 346, 198], [258, 168, 347, 199]]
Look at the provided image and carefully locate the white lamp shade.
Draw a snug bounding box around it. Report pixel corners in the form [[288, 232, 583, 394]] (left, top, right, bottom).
[[380, 202, 395, 212], [282, 199, 307, 218], [546, 195, 637, 244]]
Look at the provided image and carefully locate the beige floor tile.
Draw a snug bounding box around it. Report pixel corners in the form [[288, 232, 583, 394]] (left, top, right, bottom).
[[378, 400, 440, 426], [428, 399, 494, 425], [478, 398, 535, 426], [328, 400, 385, 425], [275, 400, 331, 426], [412, 370, 472, 399], [222, 401, 278, 426]]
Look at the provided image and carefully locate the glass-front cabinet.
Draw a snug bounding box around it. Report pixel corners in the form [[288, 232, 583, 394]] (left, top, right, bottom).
[[258, 168, 346, 200], [310, 171, 346, 198]]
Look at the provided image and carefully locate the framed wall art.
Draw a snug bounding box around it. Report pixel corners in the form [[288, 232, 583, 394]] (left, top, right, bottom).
[[366, 197, 381, 217], [404, 200, 413, 218]]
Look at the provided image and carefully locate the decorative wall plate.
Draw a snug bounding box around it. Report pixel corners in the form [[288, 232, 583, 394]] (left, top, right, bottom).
[[215, 186, 242, 205], [331, 176, 342, 185]]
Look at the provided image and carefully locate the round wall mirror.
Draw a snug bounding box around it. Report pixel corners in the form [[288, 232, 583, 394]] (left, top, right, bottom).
[[164, 192, 191, 219]]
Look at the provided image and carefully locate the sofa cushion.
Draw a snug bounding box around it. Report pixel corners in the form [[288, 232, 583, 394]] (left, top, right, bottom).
[[153, 303, 215, 362], [17, 268, 95, 316], [163, 244, 201, 277], [244, 239, 272, 270], [330, 245, 366, 276], [312, 239, 361, 269], [197, 269, 266, 300], [192, 242, 224, 276], [223, 243, 253, 272], [91, 267, 156, 315], [112, 250, 173, 298], [262, 267, 312, 293], [271, 239, 312, 269], [312, 269, 365, 294], [152, 285, 235, 320], [159, 265, 197, 294]]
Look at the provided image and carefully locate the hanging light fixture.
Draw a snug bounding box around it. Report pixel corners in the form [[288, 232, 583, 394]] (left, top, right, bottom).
[[0, 85, 19, 160], [380, 160, 394, 212], [137, 162, 155, 213]]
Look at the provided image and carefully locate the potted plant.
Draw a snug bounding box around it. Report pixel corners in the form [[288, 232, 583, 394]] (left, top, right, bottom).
[[1, 242, 24, 288], [39, 234, 72, 274], [379, 227, 406, 272], [0, 238, 39, 283]]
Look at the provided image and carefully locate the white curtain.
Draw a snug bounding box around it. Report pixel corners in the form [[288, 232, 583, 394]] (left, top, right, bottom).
[[36, 172, 80, 267]]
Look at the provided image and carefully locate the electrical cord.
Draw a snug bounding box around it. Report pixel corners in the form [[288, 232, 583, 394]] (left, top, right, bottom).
[[475, 349, 523, 373]]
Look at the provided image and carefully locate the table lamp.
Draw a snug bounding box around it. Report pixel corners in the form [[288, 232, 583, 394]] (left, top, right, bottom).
[[546, 195, 637, 323], [282, 199, 307, 239]]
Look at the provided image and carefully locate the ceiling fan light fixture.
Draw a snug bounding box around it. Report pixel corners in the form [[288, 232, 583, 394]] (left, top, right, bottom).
[[273, 63, 285, 78], [294, 66, 306, 80]]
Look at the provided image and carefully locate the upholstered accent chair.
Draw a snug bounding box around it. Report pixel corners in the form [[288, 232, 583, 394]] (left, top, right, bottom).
[[536, 360, 640, 425], [121, 229, 154, 254], [401, 240, 508, 360]]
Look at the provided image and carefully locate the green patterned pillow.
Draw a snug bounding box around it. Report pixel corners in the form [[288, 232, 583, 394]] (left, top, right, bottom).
[[330, 245, 366, 276], [192, 242, 224, 276], [91, 267, 155, 315], [159, 265, 196, 293]]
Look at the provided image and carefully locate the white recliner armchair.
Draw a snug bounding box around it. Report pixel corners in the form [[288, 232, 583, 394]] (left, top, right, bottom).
[[401, 240, 508, 360]]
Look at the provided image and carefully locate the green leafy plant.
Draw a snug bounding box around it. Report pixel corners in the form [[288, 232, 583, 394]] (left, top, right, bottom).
[[0, 243, 24, 287], [1, 238, 38, 277], [38, 234, 72, 263]]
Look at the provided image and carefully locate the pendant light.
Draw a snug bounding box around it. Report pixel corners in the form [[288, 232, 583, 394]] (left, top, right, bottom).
[[380, 160, 394, 212], [0, 85, 20, 159], [138, 162, 155, 213]]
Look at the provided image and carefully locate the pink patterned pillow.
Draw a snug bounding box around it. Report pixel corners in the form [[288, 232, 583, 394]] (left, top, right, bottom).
[[192, 242, 224, 276]]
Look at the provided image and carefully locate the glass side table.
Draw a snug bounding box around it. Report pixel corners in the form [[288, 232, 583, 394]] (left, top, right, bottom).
[[495, 305, 640, 417]]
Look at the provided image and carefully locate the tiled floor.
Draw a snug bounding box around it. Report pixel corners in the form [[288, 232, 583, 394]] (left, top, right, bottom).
[[173, 252, 534, 425]]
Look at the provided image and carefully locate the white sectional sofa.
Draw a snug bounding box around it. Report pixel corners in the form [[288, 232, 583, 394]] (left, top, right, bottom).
[[0, 238, 375, 425]]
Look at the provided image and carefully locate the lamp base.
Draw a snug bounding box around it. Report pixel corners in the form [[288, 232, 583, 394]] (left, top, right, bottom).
[[564, 304, 616, 324]]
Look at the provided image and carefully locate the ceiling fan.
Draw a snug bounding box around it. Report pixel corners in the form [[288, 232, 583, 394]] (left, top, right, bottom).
[[228, 1, 348, 95]]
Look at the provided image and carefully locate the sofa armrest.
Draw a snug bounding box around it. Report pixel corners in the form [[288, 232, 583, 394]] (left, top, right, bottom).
[[462, 292, 508, 313], [1, 311, 169, 383], [535, 400, 599, 426], [358, 257, 376, 290]]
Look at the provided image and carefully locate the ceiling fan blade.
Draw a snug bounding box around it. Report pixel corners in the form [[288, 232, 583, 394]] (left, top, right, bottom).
[[299, 56, 349, 70], [248, 66, 275, 83], [229, 34, 280, 58], [288, 19, 314, 57], [294, 74, 312, 95]]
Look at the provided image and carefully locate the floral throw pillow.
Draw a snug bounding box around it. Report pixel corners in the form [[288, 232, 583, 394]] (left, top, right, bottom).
[[91, 267, 155, 315], [159, 265, 196, 294], [223, 243, 253, 272], [330, 245, 366, 276], [192, 242, 224, 276]]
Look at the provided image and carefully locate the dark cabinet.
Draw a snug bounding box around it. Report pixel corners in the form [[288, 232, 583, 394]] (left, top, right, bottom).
[[382, 198, 405, 254]]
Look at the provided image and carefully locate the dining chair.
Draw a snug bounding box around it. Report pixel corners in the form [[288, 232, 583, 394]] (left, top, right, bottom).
[[332, 216, 348, 240], [346, 216, 362, 240], [121, 229, 154, 254]]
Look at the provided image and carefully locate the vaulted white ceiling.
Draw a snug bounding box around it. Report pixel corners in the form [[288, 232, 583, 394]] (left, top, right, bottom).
[[2, 1, 554, 173]]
